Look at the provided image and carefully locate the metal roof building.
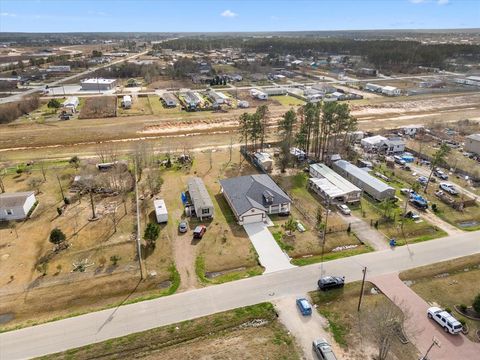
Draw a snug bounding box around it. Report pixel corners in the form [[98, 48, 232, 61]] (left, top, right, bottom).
[[187, 177, 214, 220], [332, 160, 395, 201], [309, 163, 362, 203]]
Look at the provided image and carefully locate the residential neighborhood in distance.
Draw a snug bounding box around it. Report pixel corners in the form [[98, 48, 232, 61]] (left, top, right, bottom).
[[0, 1, 479, 360]]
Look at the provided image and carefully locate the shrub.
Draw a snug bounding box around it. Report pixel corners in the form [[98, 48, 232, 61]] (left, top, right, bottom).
[[144, 222, 160, 247], [445, 307, 452, 314], [473, 293, 480, 314], [459, 304, 467, 313], [110, 255, 121, 266], [431, 203, 438, 212], [49, 228, 66, 245]]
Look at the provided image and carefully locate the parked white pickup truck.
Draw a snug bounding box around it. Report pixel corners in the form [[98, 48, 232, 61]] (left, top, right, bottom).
[[427, 307, 463, 334]]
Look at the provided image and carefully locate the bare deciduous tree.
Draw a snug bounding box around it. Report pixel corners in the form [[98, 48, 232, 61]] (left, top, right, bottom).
[[359, 299, 411, 360]]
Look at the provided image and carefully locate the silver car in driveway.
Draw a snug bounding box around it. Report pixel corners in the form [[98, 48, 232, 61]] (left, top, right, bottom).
[[313, 339, 337, 360]]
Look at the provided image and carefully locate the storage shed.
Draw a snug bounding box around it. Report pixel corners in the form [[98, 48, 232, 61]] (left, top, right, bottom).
[[0, 192, 37, 221], [153, 199, 168, 223], [332, 160, 395, 201], [186, 177, 214, 220]]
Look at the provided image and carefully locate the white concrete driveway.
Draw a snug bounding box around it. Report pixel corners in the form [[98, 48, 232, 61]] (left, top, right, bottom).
[[243, 222, 296, 273]]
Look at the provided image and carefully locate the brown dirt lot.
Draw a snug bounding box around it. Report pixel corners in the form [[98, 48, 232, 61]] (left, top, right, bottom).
[[79, 96, 117, 119], [0, 161, 172, 330], [153, 149, 262, 285]]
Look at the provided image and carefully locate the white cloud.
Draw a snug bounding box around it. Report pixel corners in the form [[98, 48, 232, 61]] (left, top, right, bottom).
[[409, 0, 427, 3], [221, 10, 237, 18], [437, 0, 449, 4], [0, 12, 16, 17]]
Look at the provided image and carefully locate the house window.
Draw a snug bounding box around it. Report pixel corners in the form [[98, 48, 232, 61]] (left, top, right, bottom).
[[6, 209, 13, 216], [201, 208, 210, 215]]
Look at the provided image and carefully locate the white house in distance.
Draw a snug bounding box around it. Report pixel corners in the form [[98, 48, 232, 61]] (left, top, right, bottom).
[[361, 135, 387, 151], [361, 135, 405, 154], [153, 199, 168, 223], [0, 192, 37, 221], [464, 134, 480, 155], [403, 124, 424, 136], [80, 78, 117, 91], [62, 96, 79, 113], [250, 89, 268, 100], [382, 86, 401, 96]]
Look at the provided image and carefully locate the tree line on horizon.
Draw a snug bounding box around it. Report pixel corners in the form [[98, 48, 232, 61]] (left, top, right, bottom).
[[155, 37, 480, 72]]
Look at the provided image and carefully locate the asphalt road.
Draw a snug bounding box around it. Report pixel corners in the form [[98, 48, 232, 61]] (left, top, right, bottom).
[[0, 230, 479, 359]]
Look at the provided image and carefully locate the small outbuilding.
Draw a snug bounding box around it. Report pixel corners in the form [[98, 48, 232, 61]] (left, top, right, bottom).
[[122, 95, 132, 109], [0, 192, 37, 221], [153, 199, 168, 223]]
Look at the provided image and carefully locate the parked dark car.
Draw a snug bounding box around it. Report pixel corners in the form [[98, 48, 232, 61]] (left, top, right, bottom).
[[193, 225, 207, 239], [318, 276, 345, 291]]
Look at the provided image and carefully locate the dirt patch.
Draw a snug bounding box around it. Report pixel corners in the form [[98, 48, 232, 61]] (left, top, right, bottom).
[[79, 96, 117, 119]]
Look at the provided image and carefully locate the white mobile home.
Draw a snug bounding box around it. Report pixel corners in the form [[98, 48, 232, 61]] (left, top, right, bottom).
[[250, 89, 268, 100], [153, 199, 168, 223], [186, 177, 214, 220], [0, 192, 37, 221], [365, 83, 383, 92], [382, 86, 401, 96], [263, 87, 287, 96], [62, 96, 79, 113]]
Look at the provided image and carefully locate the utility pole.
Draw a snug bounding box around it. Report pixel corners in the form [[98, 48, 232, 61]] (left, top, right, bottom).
[[89, 191, 96, 219], [134, 158, 145, 280], [357, 266, 367, 312], [320, 199, 331, 275], [420, 337, 441, 360], [56, 174, 64, 200]]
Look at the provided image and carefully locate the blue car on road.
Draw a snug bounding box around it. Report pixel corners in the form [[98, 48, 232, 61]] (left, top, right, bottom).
[[296, 298, 312, 316]]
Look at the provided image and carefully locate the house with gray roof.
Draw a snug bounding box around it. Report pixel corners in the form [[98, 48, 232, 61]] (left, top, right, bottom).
[[186, 177, 214, 220], [0, 191, 37, 221], [219, 174, 292, 225]]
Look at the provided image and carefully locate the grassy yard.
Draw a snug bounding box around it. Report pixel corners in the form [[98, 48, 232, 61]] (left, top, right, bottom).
[[400, 254, 480, 342], [309, 282, 419, 360], [273, 95, 306, 107], [355, 197, 447, 246], [406, 138, 480, 179], [117, 95, 153, 116], [274, 173, 372, 264], [148, 94, 186, 116], [376, 164, 480, 231], [38, 302, 301, 360]]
